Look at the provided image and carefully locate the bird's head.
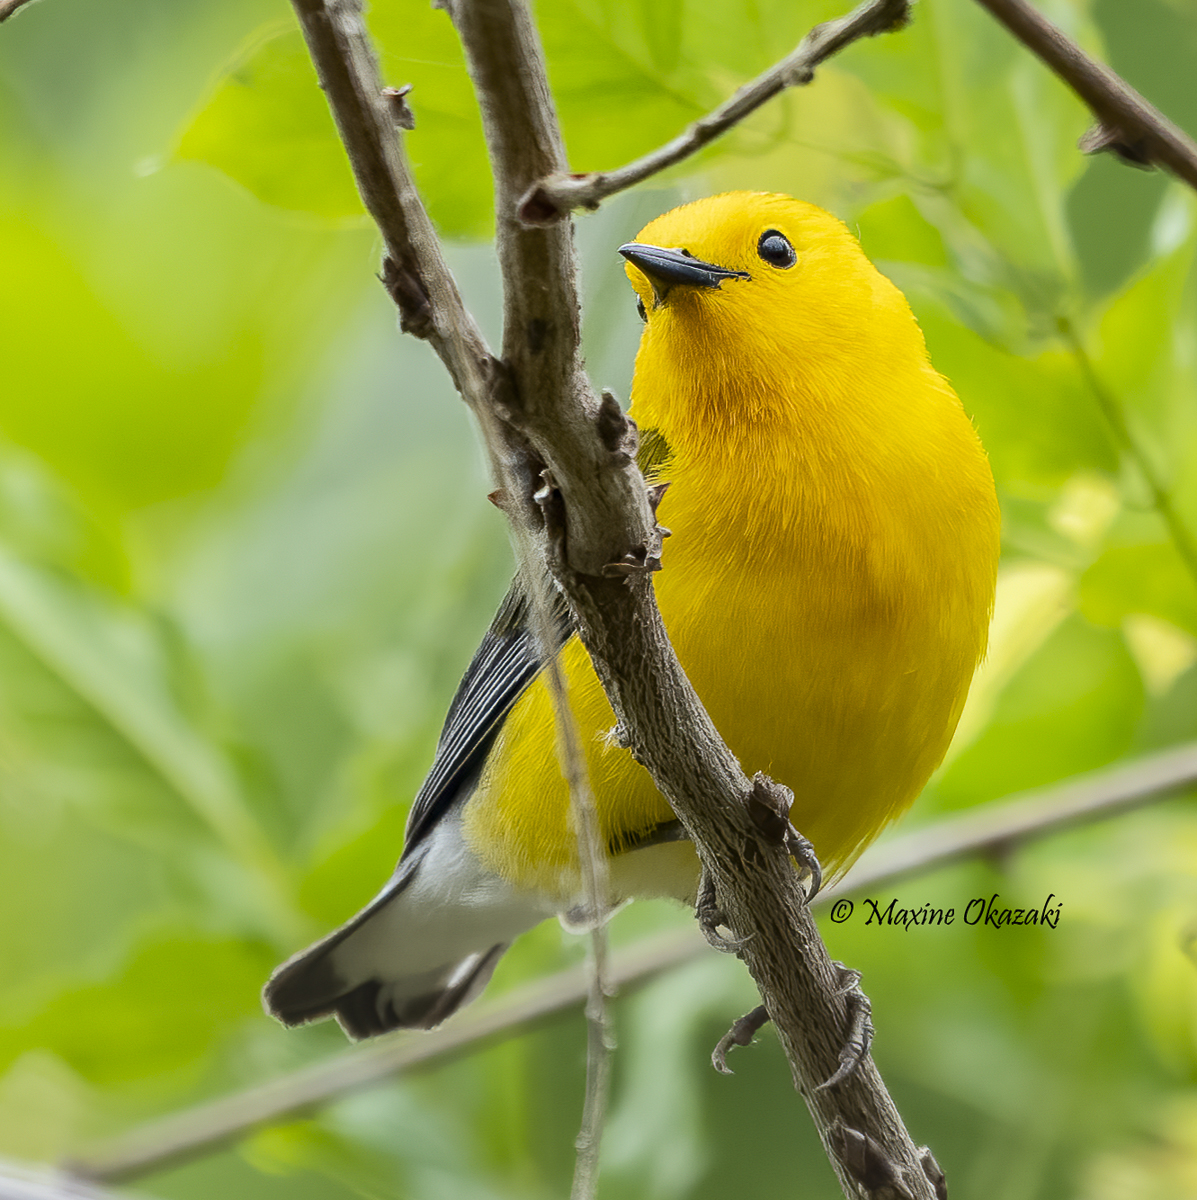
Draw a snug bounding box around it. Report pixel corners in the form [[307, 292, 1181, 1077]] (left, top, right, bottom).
[[620, 192, 925, 437]]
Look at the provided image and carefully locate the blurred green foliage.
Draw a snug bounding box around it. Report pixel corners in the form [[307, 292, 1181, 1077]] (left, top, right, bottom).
[[1, 0, 1196, 1197]]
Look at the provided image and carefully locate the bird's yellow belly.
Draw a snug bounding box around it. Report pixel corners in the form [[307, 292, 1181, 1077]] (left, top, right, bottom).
[[658, 552, 973, 875], [461, 494, 985, 904]]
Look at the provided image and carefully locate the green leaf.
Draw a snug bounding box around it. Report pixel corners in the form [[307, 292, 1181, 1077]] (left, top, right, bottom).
[[539, 0, 706, 172], [857, 194, 949, 266], [0, 210, 271, 511], [1067, 155, 1170, 299], [0, 936, 274, 1085], [1079, 543, 1197, 637], [914, 300, 1117, 489], [843, 0, 1096, 295], [368, 4, 494, 238], [177, 26, 365, 223], [1091, 230, 1196, 457], [178, 13, 498, 238], [635, 0, 684, 74], [934, 614, 1145, 808], [0, 444, 128, 592], [0, 548, 299, 939]]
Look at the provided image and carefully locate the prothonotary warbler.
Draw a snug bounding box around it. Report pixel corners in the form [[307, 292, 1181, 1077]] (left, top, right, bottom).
[[265, 192, 1000, 1038]]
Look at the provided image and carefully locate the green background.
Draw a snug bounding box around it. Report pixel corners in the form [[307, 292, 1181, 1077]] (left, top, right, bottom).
[[2, 0, 1197, 1196]]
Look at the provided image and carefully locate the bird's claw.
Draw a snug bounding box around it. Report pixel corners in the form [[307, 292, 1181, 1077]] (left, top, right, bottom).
[[711, 965, 872, 1084], [696, 867, 748, 953], [712, 1004, 770, 1074], [784, 824, 823, 901], [744, 774, 823, 901], [818, 962, 874, 1090]]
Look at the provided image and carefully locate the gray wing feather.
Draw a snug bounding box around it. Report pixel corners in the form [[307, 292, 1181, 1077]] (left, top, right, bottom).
[[402, 582, 573, 853], [264, 583, 572, 1033]]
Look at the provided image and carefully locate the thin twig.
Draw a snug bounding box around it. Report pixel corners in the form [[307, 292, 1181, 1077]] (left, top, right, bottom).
[[524, 557, 615, 1200], [519, 0, 911, 224], [70, 930, 700, 1186], [68, 741, 1197, 1187], [1058, 317, 1197, 589], [289, 0, 495, 404], [0, 1162, 142, 1200], [972, 0, 1197, 190], [0, 0, 40, 22], [572, 928, 613, 1200]]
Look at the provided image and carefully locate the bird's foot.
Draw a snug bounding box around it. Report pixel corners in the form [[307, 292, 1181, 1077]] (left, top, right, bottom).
[[696, 866, 748, 954], [784, 824, 823, 901], [711, 1003, 770, 1074], [818, 962, 874, 1091], [745, 774, 823, 901]]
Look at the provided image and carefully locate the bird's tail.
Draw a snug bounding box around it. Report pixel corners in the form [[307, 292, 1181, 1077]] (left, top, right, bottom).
[[265, 927, 509, 1037], [264, 823, 551, 1039]]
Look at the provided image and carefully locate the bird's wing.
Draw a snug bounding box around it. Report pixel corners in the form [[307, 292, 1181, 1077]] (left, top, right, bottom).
[[402, 420, 669, 856], [636, 424, 674, 482], [401, 580, 573, 854]]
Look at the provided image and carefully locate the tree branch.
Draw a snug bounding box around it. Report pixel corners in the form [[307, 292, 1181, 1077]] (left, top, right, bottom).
[[0, 0, 41, 23], [519, 0, 911, 225], [442, 0, 659, 577], [430, 9, 631, 1192], [68, 930, 699, 1187], [972, 0, 1197, 189], [66, 739, 1197, 1186], [289, 0, 495, 404], [0, 1162, 143, 1200], [286, 0, 949, 1193], [849, 738, 1197, 889], [445, 0, 941, 1194]]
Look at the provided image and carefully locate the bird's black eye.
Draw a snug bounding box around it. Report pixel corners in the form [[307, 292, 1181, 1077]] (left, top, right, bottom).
[[757, 230, 796, 269], [636, 297, 647, 322]]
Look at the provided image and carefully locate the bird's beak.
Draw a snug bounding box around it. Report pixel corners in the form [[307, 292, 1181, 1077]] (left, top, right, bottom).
[[619, 242, 750, 307]]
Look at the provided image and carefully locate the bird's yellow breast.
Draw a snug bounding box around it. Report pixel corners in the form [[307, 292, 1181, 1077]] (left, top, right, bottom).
[[461, 192, 999, 905]]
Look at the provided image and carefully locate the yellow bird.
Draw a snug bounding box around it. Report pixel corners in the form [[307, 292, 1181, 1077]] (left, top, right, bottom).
[[265, 192, 1000, 1038]]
